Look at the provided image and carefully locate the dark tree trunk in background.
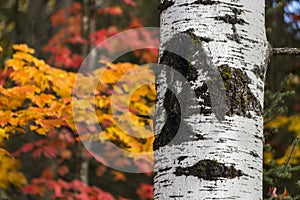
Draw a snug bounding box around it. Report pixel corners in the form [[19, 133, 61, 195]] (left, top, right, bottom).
[[27, 0, 49, 57]]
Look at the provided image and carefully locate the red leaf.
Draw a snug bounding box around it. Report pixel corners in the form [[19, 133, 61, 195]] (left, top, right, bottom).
[[136, 183, 153, 200], [50, 9, 67, 28], [58, 165, 69, 176], [124, 0, 136, 7], [89, 29, 108, 44], [13, 142, 36, 156], [69, 2, 82, 13], [67, 35, 87, 44], [70, 179, 84, 189], [97, 7, 123, 16], [22, 185, 40, 195], [43, 145, 58, 158], [53, 183, 64, 197], [32, 148, 43, 158], [41, 168, 55, 180], [70, 54, 84, 68]]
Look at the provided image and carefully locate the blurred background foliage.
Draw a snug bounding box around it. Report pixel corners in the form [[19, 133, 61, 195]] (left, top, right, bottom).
[[0, 0, 300, 199], [264, 0, 300, 199], [0, 0, 159, 199]]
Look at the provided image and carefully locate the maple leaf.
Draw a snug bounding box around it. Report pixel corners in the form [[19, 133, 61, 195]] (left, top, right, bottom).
[[111, 170, 126, 181], [50, 9, 67, 28], [60, 149, 72, 159], [0, 151, 27, 189], [89, 29, 108, 45], [136, 183, 153, 200], [97, 6, 123, 16], [12, 44, 35, 54], [66, 35, 87, 44], [95, 165, 107, 177], [58, 165, 69, 176], [124, 0, 137, 7], [70, 54, 84, 68], [68, 2, 82, 13], [128, 17, 143, 29], [5, 59, 25, 71], [13, 143, 34, 156], [41, 167, 55, 180], [0, 128, 9, 142]]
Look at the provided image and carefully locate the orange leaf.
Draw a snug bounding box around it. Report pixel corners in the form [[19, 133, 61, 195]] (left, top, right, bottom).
[[0, 147, 12, 158], [95, 165, 107, 177], [37, 119, 64, 130], [280, 188, 289, 199], [111, 171, 126, 181]]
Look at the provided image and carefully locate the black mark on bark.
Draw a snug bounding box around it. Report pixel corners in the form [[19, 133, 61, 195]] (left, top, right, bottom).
[[172, 18, 191, 24], [215, 8, 246, 43], [178, 156, 188, 163], [183, 28, 214, 43], [158, 167, 172, 173], [214, 14, 246, 25], [154, 31, 227, 150], [253, 64, 266, 80], [193, 0, 220, 5], [250, 151, 259, 158], [170, 195, 184, 198], [199, 36, 214, 43], [158, 0, 175, 14], [226, 33, 241, 43], [175, 159, 245, 180]]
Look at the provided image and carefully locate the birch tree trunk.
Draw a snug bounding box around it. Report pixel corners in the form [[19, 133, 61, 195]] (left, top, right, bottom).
[[154, 0, 269, 199]]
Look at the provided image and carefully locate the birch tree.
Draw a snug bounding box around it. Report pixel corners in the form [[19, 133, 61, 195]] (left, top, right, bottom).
[[154, 0, 269, 199]]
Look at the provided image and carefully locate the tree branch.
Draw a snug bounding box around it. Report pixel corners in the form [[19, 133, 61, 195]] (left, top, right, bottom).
[[272, 47, 300, 56]]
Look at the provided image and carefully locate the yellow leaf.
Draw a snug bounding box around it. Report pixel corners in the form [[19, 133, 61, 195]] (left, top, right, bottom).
[[12, 44, 35, 54], [264, 116, 289, 129], [0, 128, 9, 140], [31, 94, 55, 107], [30, 125, 39, 131], [13, 51, 36, 63], [36, 128, 47, 135], [5, 59, 25, 70], [288, 115, 300, 135]]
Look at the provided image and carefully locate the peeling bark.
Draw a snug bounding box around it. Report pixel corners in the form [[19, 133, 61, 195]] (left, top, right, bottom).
[[154, 0, 268, 199]]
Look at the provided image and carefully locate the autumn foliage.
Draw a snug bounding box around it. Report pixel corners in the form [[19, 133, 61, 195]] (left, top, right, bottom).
[[0, 41, 154, 199]]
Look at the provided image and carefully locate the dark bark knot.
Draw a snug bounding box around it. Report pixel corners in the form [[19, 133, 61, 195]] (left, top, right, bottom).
[[175, 159, 245, 180]]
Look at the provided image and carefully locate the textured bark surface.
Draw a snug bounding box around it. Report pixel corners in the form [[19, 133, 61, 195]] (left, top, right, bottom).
[[154, 0, 268, 199]]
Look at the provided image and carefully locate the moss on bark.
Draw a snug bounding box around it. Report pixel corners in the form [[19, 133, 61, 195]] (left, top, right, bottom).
[[175, 159, 245, 180]]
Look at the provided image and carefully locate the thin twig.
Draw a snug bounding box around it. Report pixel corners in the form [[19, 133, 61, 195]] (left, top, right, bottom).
[[272, 47, 300, 56], [284, 137, 300, 172]]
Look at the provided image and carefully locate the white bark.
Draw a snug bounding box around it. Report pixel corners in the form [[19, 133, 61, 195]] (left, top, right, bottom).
[[154, 0, 268, 199]]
